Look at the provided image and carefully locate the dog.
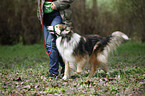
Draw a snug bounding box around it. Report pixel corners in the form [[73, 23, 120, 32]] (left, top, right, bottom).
[[47, 24, 129, 80]]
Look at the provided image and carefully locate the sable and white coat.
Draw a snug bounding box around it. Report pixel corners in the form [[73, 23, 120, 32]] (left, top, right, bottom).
[[48, 24, 129, 80]]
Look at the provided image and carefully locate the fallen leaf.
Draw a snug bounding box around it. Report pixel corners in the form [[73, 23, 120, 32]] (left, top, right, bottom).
[[14, 77, 22, 81], [107, 84, 111, 87], [23, 85, 31, 89]]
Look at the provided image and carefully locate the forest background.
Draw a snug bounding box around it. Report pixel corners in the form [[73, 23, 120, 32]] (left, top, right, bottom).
[[0, 0, 145, 45]]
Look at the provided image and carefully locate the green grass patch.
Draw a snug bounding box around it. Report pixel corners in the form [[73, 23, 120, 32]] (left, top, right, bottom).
[[0, 41, 145, 95]]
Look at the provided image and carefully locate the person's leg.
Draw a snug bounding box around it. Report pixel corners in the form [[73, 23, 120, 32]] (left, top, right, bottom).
[[43, 11, 65, 76], [47, 15, 65, 76], [51, 15, 65, 71], [43, 24, 58, 76]]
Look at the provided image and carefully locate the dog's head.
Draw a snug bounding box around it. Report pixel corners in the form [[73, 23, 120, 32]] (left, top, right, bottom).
[[47, 24, 73, 36]]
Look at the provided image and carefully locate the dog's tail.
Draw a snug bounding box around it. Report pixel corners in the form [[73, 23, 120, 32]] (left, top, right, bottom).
[[95, 31, 129, 71]]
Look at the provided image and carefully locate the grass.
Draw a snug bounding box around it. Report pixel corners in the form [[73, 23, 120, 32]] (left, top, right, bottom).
[[0, 41, 145, 95]]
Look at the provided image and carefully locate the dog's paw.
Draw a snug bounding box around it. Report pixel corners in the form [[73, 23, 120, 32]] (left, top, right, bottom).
[[62, 76, 69, 80]]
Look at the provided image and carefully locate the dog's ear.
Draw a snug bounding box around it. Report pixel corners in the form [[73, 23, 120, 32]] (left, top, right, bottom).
[[47, 26, 54, 32]]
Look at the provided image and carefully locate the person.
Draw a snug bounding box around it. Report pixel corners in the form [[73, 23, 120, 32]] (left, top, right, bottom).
[[37, 0, 74, 78]]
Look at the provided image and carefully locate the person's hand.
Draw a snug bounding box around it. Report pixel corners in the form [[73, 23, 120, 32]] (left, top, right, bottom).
[[51, 2, 57, 10]]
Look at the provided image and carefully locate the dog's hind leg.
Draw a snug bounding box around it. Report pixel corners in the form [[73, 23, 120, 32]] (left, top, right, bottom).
[[97, 52, 109, 73], [62, 61, 70, 80], [88, 53, 99, 77]]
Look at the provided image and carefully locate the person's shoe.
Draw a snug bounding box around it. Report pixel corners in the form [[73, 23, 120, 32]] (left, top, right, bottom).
[[47, 73, 59, 79]]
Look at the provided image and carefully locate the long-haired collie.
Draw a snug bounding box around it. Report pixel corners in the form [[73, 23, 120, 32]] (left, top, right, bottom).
[[47, 24, 129, 80]]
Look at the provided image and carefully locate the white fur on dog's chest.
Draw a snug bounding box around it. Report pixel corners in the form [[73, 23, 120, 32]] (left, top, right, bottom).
[[56, 33, 81, 62], [59, 44, 75, 62]]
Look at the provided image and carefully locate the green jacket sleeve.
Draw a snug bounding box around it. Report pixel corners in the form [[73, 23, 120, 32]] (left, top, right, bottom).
[[53, 0, 74, 10]]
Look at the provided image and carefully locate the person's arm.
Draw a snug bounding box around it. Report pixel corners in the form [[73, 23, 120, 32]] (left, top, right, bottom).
[[51, 0, 74, 10]]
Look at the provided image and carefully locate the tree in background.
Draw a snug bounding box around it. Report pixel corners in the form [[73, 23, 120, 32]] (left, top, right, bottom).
[[72, 0, 145, 42], [72, 0, 99, 35], [114, 0, 145, 42], [0, 0, 41, 45], [0, 0, 145, 45], [0, 0, 20, 45]]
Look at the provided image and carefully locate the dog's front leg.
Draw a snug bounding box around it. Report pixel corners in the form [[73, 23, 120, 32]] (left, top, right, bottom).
[[62, 61, 70, 80]]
